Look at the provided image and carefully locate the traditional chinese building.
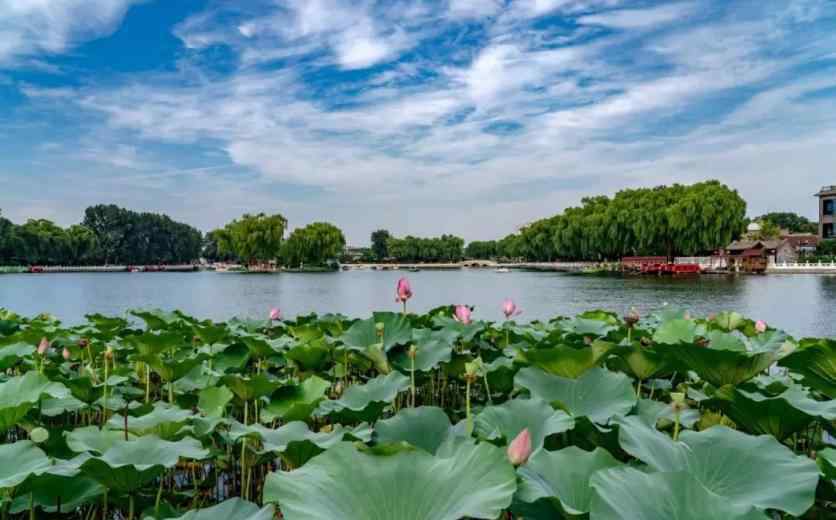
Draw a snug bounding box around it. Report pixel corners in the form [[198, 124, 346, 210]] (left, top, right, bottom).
[[724, 240, 796, 273]]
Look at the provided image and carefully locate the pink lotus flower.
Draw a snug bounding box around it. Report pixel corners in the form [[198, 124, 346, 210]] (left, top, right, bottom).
[[507, 429, 532, 466], [62, 348, 71, 360], [755, 320, 767, 334], [37, 337, 49, 355], [453, 305, 472, 325], [269, 308, 282, 321], [502, 299, 521, 319], [395, 277, 412, 303]]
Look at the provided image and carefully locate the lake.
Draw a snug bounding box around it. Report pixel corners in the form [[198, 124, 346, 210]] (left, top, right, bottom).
[[1, 270, 834, 338]]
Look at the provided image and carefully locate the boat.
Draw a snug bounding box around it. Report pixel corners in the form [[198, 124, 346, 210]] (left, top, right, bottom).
[[495, 268, 511, 273], [408, 267, 420, 272]]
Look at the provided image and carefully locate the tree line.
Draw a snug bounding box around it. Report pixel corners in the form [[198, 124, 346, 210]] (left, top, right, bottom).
[[368, 229, 465, 263], [0, 205, 201, 266], [464, 181, 749, 261], [204, 214, 346, 268]]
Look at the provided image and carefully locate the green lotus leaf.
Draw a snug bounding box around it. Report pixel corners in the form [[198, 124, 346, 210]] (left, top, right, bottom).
[[635, 399, 699, 430], [709, 381, 834, 440], [520, 340, 613, 379], [432, 315, 486, 342], [162, 498, 275, 520], [107, 402, 194, 439], [748, 330, 792, 354], [263, 440, 516, 520], [0, 440, 51, 489], [211, 344, 251, 373], [222, 373, 283, 401], [560, 317, 617, 338], [261, 376, 330, 422], [652, 318, 697, 345], [284, 337, 332, 371], [517, 446, 622, 515], [664, 344, 774, 386], [238, 333, 284, 359], [0, 372, 69, 431], [613, 415, 689, 472], [148, 355, 205, 383], [130, 309, 187, 330], [375, 406, 455, 454], [611, 344, 666, 380], [316, 372, 408, 417], [0, 342, 34, 369], [475, 398, 574, 453], [191, 322, 229, 346], [516, 367, 636, 424], [707, 330, 746, 351], [40, 394, 87, 417], [79, 435, 208, 493], [778, 339, 836, 398], [341, 312, 412, 352], [714, 311, 746, 331], [615, 417, 819, 515], [817, 448, 836, 479], [391, 328, 456, 372], [11, 474, 104, 514], [124, 331, 186, 357], [66, 426, 133, 454], [198, 385, 234, 417], [590, 467, 768, 520], [256, 422, 370, 451]]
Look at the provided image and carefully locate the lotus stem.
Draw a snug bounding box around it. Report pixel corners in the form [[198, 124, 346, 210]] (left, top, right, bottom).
[[103, 357, 109, 424], [465, 377, 473, 434], [483, 372, 493, 404], [103, 489, 108, 520], [410, 356, 416, 407], [168, 380, 174, 404], [242, 400, 249, 500], [28, 492, 33, 520], [673, 412, 681, 441], [145, 364, 150, 404], [155, 477, 163, 515], [128, 495, 135, 520], [635, 379, 642, 397]]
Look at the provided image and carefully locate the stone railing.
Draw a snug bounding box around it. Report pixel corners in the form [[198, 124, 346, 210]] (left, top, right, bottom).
[[767, 261, 836, 273]]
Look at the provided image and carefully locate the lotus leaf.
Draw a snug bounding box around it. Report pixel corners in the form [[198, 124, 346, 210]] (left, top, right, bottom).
[[516, 367, 636, 423], [263, 440, 516, 520]]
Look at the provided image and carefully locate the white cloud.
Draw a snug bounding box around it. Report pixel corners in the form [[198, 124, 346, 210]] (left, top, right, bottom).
[[0, 0, 141, 66], [578, 3, 695, 29], [447, 0, 504, 19]]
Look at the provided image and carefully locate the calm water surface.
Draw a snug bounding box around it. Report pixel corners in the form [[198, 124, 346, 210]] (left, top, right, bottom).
[[0, 271, 834, 338]]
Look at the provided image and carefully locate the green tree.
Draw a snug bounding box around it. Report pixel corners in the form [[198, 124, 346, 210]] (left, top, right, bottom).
[[751, 220, 782, 241], [371, 229, 391, 261], [282, 222, 346, 268], [218, 213, 288, 266], [755, 212, 818, 234]]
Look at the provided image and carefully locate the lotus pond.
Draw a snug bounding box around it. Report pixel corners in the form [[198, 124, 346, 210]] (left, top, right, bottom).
[[0, 305, 834, 519]]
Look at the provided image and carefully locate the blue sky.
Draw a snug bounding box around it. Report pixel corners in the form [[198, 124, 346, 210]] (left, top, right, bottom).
[[1, 0, 835, 244]]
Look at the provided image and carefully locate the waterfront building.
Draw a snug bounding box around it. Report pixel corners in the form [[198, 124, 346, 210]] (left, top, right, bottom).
[[724, 240, 796, 273], [817, 185, 836, 239]]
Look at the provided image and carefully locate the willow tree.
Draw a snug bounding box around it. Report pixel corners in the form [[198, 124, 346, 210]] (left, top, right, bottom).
[[503, 180, 746, 261], [218, 213, 287, 266], [281, 222, 346, 268]]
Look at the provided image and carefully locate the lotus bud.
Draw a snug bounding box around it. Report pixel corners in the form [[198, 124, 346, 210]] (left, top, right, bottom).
[[502, 299, 520, 319], [78, 338, 89, 348], [670, 392, 688, 413], [269, 308, 281, 321], [62, 347, 71, 360], [395, 277, 412, 303], [453, 305, 472, 325], [408, 345, 417, 359], [37, 337, 49, 355], [755, 320, 767, 334], [507, 429, 532, 466], [375, 322, 385, 338], [583, 336, 593, 345], [334, 381, 344, 397], [104, 346, 113, 360], [624, 308, 640, 328], [683, 311, 692, 321], [707, 313, 717, 321]]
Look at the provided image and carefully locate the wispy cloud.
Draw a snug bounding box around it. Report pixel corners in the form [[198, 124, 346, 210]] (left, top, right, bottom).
[[3, 0, 836, 242]]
